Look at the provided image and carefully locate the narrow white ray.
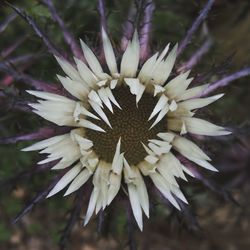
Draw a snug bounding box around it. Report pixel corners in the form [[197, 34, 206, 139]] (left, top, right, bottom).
[[153, 44, 178, 85], [98, 88, 113, 112], [149, 105, 169, 129], [54, 56, 82, 81], [37, 156, 60, 165], [135, 168, 149, 218], [148, 141, 171, 156], [149, 172, 180, 210], [94, 192, 102, 215], [64, 168, 93, 196], [74, 134, 93, 152], [142, 142, 155, 156], [128, 184, 143, 231], [148, 139, 172, 149], [108, 139, 124, 204], [102, 27, 118, 75], [22, 134, 68, 152], [183, 117, 231, 136], [73, 102, 99, 121], [156, 44, 170, 63], [27, 90, 73, 103], [170, 185, 188, 204], [157, 132, 175, 142], [124, 78, 145, 104], [120, 31, 140, 78], [80, 39, 104, 77], [164, 70, 192, 99], [138, 53, 158, 83], [110, 79, 118, 89], [178, 94, 224, 110], [89, 100, 111, 128], [88, 90, 103, 107], [181, 165, 195, 177], [33, 110, 76, 126], [78, 119, 105, 132], [159, 152, 186, 180], [168, 117, 231, 136], [188, 157, 218, 172], [172, 135, 211, 161], [57, 75, 89, 100], [107, 172, 122, 205], [176, 84, 209, 101], [84, 187, 100, 226], [156, 161, 179, 187], [100, 163, 111, 209], [148, 94, 168, 120], [74, 57, 98, 87], [105, 87, 121, 109], [47, 163, 82, 198]]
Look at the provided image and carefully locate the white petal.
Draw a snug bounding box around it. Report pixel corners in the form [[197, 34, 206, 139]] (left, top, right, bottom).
[[120, 31, 140, 77], [168, 117, 231, 136], [189, 157, 218, 172], [157, 132, 175, 142], [138, 53, 158, 83], [110, 79, 118, 89], [178, 94, 224, 110], [124, 78, 145, 104], [135, 170, 149, 217], [102, 27, 118, 75], [98, 88, 113, 112], [148, 141, 171, 156], [107, 172, 122, 205], [181, 165, 195, 177], [153, 44, 178, 85], [84, 187, 99, 226], [149, 105, 169, 129], [22, 134, 67, 152], [64, 168, 93, 196], [164, 70, 192, 99], [80, 39, 104, 78], [47, 163, 82, 198], [78, 119, 105, 132], [183, 117, 231, 136], [74, 57, 98, 87], [57, 75, 89, 100], [128, 184, 143, 231], [176, 84, 209, 101], [73, 102, 99, 121], [27, 90, 73, 103], [149, 172, 180, 210], [89, 100, 111, 127], [172, 135, 211, 161], [105, 87, 121, 109], [148, 94, 168, 120], [55, 56, 81, 81], [88, 90, 103, 107]]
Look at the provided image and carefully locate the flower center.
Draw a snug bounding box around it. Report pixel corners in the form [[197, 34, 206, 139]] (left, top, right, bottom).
[[85, 84, 167, 165]]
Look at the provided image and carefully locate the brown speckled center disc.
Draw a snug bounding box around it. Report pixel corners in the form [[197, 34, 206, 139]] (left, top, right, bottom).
[[86, 84, 167, 165]]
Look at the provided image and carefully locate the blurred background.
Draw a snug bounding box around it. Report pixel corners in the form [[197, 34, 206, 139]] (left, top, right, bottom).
[[0, 0, 250, 249]]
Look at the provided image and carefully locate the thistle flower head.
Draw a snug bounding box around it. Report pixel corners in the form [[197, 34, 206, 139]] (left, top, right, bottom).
[[22, 27, 230, 230]]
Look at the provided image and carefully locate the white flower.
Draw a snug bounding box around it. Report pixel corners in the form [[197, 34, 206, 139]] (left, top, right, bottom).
[[22, 28, 230, 231]]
